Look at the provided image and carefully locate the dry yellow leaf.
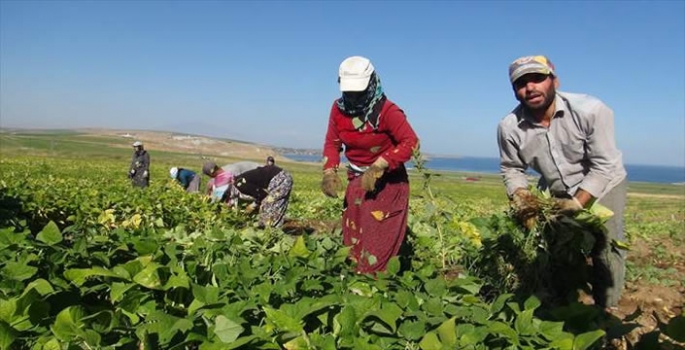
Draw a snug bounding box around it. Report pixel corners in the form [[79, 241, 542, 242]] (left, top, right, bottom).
[[371, 211, 385, 221]]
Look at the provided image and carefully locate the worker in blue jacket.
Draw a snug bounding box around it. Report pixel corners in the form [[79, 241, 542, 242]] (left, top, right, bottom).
[[169, 167, 200, 193]]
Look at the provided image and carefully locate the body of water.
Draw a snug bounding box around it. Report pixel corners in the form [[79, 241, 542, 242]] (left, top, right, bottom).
[[284, 154, 685, 184]]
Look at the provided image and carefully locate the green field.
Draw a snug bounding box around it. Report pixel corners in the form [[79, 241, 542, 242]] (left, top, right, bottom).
[[0, 131, 683, 349]]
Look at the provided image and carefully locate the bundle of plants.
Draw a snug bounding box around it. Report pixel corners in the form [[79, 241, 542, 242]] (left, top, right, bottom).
[[464, 194, 618, 306]]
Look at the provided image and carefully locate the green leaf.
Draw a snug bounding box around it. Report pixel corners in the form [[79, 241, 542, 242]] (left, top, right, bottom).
[[165, 274, 190, 290], [514, 309, 535, 335], [2, 261, 37, 281], [665, 314, 685, 342], [288, 235, 310, 258], [523, 295, 541, 311], [460, 325, 488, 345], [22, 279, 54, 296], [0, 300, 15, 324], [132, 239, 158, 255], [192, 284, 220, 304], [42, 338, 61, 350], [132, 263, 163, 290], [110, 282, 134, 302], [0, 320, 18, 350], [36, 221, 62, 246], [589, 203, 614, 220], [573, 329, 605, 350], [64, 267, 127, 287], [488, 321, 519, 344], [436, 317, 457, 347], [51, 306, 86, 342], [333, 305, 357, 338], [213, 315, 244, 343], [423, 297, 443, 316], [611, 239, 630, 251], [418, 331, 441, 350], [283, 336, 308, 350], [263, 306, 303, 333], [398, 320, 425, 341], [385, 256, 400, 275], [490, 293, 513, 314], [367, 302, 403, 333], [0, 228, 27, 249], [539, 321, 566, 341], [424, 279, 446, 296]]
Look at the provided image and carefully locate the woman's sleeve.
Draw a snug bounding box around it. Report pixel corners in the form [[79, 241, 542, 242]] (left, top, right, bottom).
[[381, 106, 419, 170], [322, 103, 343, 171]]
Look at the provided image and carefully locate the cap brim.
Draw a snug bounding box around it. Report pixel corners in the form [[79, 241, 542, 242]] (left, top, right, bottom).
[[510, 66, 553, 83], [339, 77, 371, 92]]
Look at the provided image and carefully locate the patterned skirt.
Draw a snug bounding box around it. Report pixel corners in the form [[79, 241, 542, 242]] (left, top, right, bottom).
[[259, 170, 293, 227], [342, 169, 409, 274]]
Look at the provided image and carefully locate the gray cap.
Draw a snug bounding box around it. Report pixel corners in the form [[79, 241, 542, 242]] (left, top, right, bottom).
[[202, 161, 217, 176], [508, 55, 555, 83]]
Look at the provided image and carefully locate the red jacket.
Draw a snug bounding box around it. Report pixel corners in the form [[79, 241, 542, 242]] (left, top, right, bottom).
[[323, 99, 419, 172]]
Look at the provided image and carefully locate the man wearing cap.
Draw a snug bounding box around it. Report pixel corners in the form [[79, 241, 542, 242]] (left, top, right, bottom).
[[496, 55, 627, 309], [129, 141, 150, 188], [321, 56, 419, 274]]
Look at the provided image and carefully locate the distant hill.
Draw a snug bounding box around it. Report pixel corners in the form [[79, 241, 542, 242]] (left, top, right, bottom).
[[0, 128, 283, 162]]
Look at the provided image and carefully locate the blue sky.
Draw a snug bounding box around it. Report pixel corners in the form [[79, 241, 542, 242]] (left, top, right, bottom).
[[1, 1, 683, 166]]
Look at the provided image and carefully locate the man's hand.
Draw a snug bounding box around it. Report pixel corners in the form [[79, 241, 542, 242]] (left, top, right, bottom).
[[553, 197, 584, 215], [143, 171, 149, 178], [321, 169, 343, 198], [511, 189, 540, 213], [511, 189, 541, 229], [361, 157, 388, 192]]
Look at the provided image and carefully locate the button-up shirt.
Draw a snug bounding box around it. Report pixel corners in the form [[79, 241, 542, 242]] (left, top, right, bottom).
[[497, 91, 626, 199]]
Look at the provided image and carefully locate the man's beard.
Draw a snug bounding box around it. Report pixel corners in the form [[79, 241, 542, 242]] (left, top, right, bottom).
[[520, 88, 556, 112]]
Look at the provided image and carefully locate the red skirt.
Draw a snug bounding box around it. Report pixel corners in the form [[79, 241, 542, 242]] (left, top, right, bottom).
[[342, 169, 409, 274]]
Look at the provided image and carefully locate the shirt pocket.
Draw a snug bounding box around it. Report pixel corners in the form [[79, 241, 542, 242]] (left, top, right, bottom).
[[519, 134, 546, 166], [561, 135, 587, 163]]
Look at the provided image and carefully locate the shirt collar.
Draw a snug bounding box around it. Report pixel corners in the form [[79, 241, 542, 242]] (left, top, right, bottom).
[[517, 93, 567, 127]]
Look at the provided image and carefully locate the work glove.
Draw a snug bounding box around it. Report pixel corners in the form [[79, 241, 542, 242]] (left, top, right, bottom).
[[143, 171, 149, 178], [361, 157, 388, 192], [321, 169, 343, 198], [511, 189, 541, 230], [244, 202, 258, 215], [553, 197, 584, 215]]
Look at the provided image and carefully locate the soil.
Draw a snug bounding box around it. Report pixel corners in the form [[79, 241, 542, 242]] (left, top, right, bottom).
[[580, 236, 685, 348], [281, 218, 340, 235]]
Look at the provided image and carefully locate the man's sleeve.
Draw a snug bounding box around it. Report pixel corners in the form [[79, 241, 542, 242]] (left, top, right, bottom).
[[578, 103, 621, 198], [497, 122, 528, 197]]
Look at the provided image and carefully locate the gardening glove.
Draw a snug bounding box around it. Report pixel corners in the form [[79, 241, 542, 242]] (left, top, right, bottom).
[[553, 197, 584, 215], [361, 157, 388, 192], [244, 202, 258, 215], [321, 169, 343, 198], [511, 189, 541, 230]]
